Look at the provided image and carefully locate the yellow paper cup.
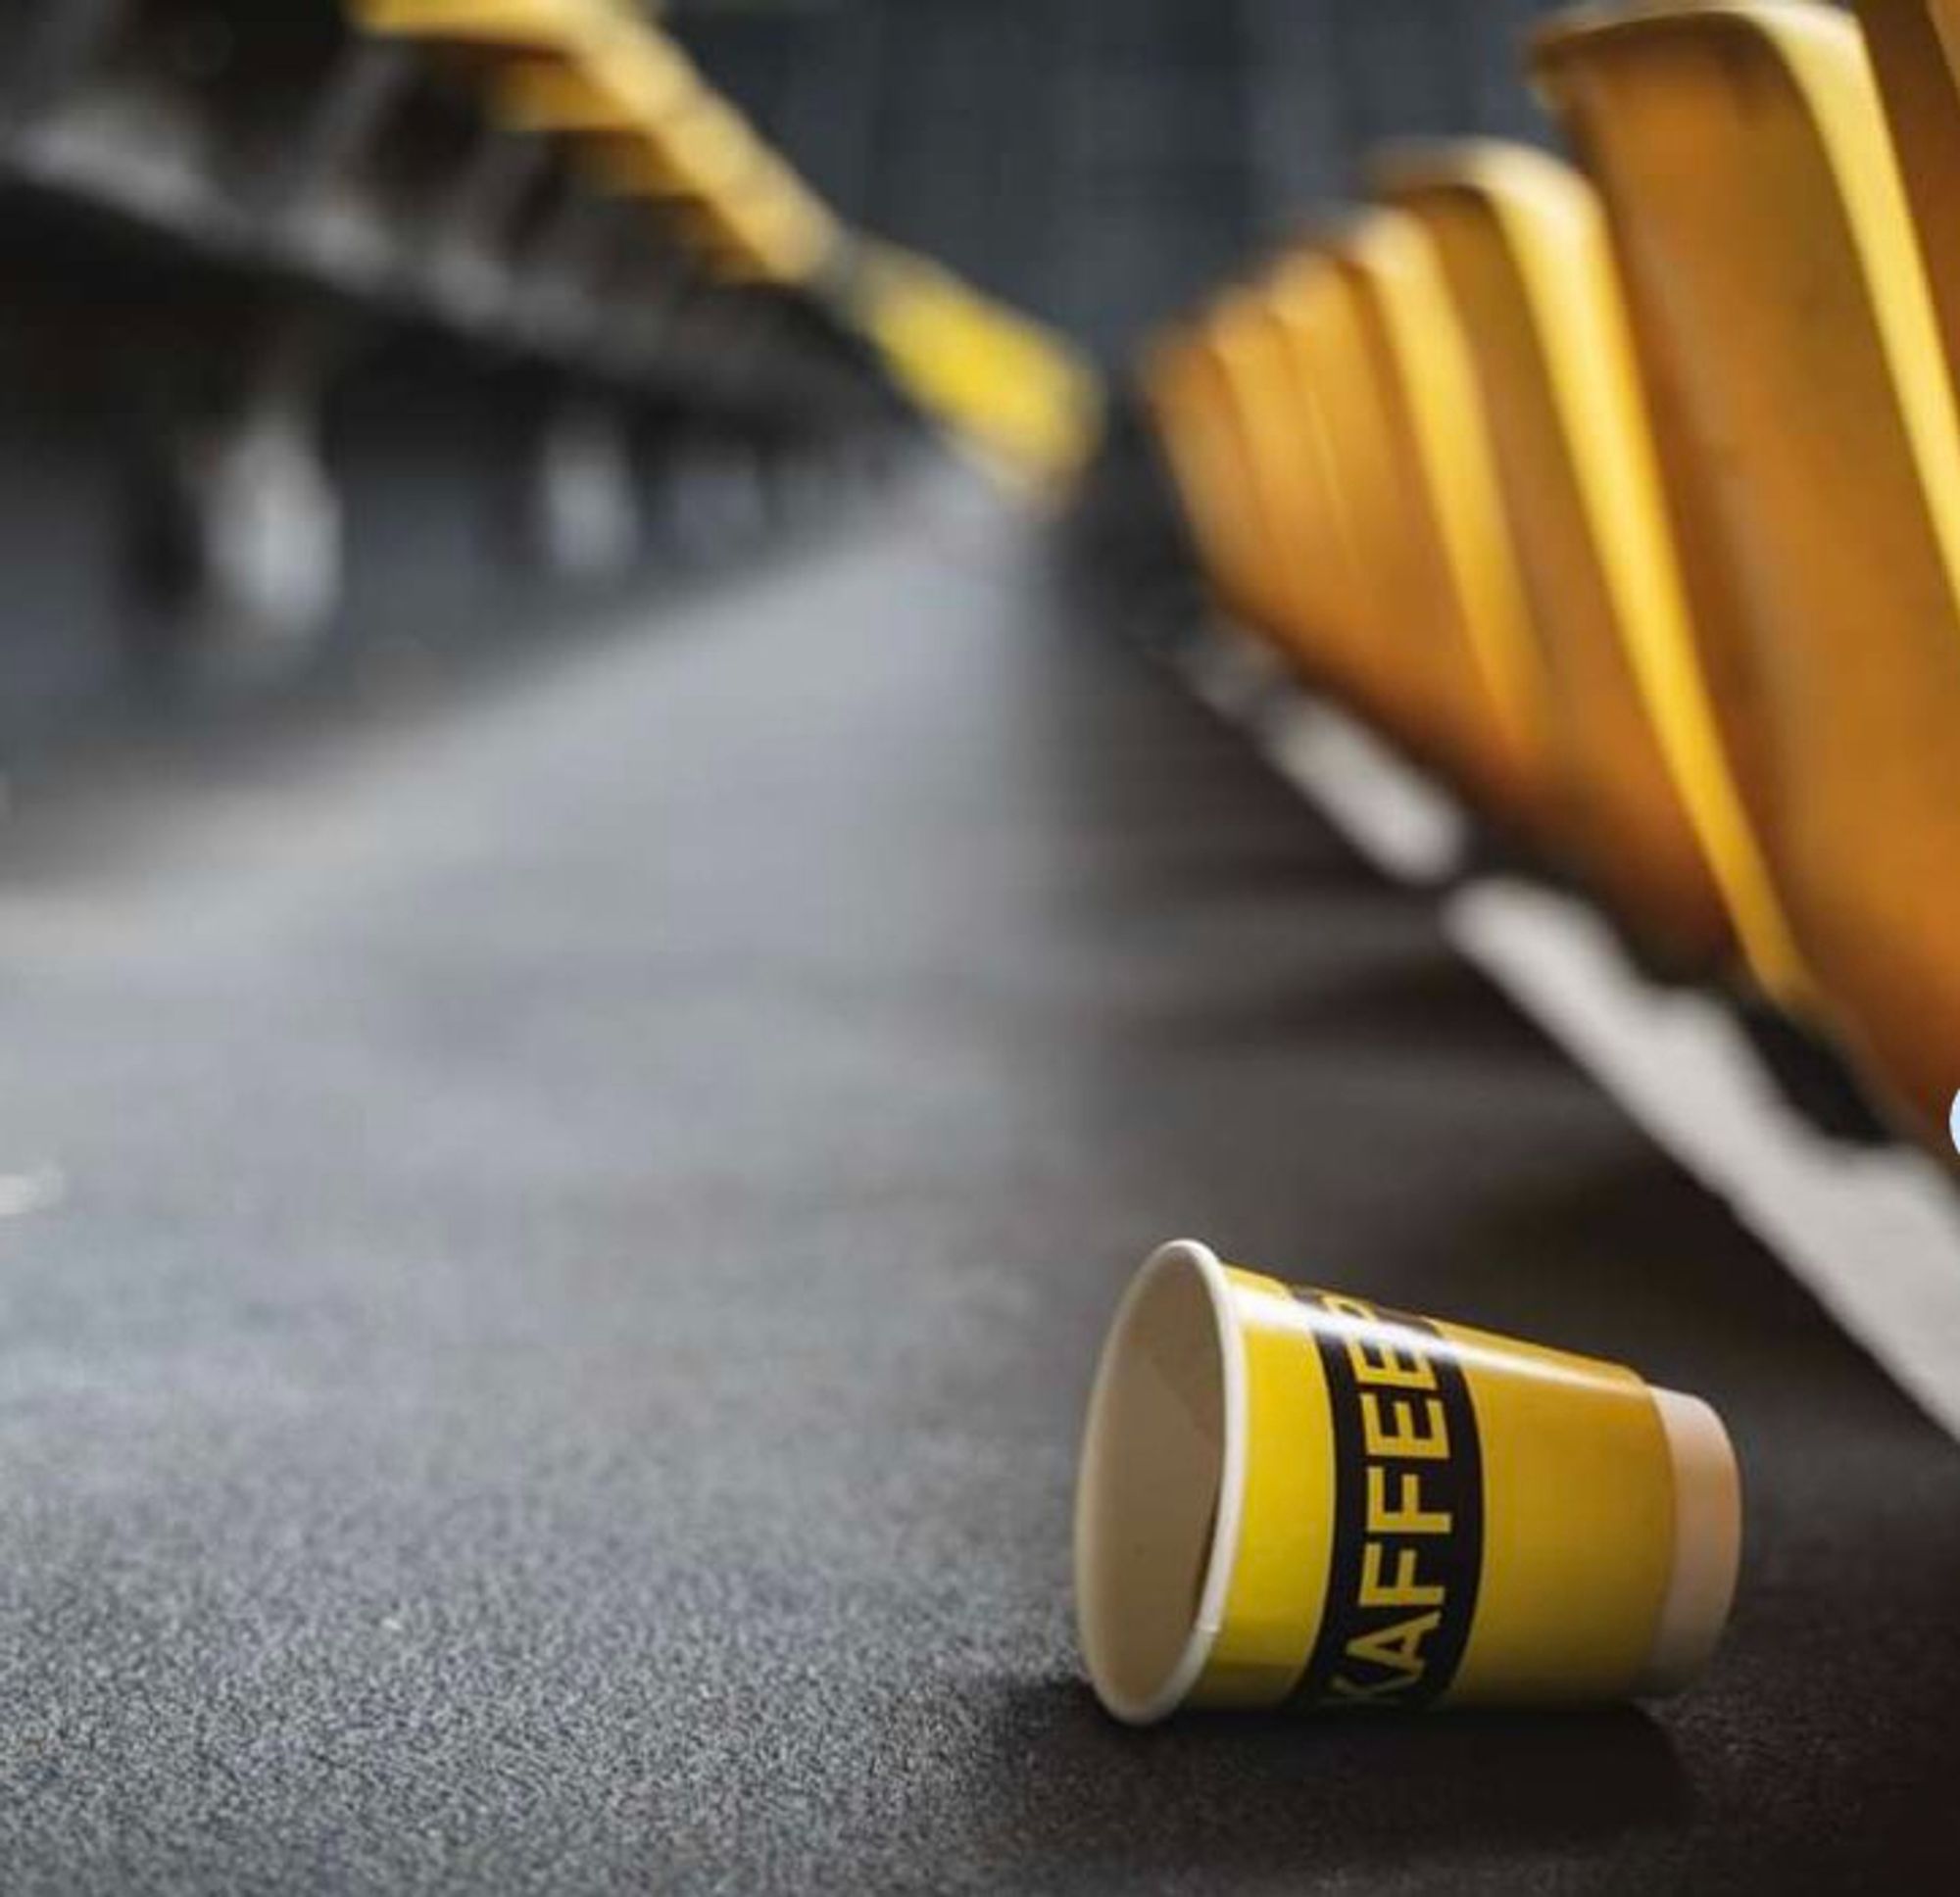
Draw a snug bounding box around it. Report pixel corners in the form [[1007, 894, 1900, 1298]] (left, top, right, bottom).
[[1075, 1240, 1740, 1723]]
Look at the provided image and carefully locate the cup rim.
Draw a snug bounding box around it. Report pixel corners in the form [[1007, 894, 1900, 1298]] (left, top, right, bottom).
[[1074, 1238, 1250, 1723]]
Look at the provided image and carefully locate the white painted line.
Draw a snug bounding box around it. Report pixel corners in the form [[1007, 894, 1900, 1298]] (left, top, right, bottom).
[[1176, 626, 1466, 885], [1451, 882, 1960, 1442], [1258, 700, 1468, 888], [1180, 618, 1960, 1442]]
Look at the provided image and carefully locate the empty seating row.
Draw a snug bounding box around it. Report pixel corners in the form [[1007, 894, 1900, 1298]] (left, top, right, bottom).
[[1147, 0, 1960, 1152], [361, 0, 1101, 480], [0, 1, 1097, 479]]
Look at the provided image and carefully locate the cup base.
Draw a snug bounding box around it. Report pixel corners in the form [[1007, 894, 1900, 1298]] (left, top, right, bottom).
[[1636, 1387, 1742, 1696]]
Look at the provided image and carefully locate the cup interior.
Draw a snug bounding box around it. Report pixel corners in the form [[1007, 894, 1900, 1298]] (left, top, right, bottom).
[[1074, 1241, 1239, 1723]]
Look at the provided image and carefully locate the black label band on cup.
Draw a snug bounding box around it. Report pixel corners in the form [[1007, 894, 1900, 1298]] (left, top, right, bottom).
[[1286, 1289, 1484, 1710]]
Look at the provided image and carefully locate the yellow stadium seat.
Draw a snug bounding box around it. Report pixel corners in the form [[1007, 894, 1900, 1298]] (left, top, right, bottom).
[[582, 93, 809, 280], [1266, 239, 1445, 747], [1206, 286, 1343, 676], [1142, 332, 1275, 629], [1259, 254, 1377, 706], [1859, 1, 1960, 378], [1372, 141, 1749, 968], [523, 68, 835, 285], [348, 0, 601, 57], [1322, 211, 1555, 829], [351, 0, 837, 284], [1536, 0, 1960, 1141], [849, 245, 1102, 485], [1189, 307, 1297, 642], [496, 32, 696, 137]]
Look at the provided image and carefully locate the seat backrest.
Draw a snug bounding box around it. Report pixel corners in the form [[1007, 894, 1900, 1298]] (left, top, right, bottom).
[[1263, 252, 1379, 709], [1211, 289, 1335, 669], [1375, 139, 1752, 968], [1141, 332, 1273, 632], [1859, 0, 1960, 376], [1535, 0, 1960, 1130], [350, 0, 603, 56], [1247, 229, 1450, 749], [355, 1, 834, 284], [1327, 208, 1554, 827]]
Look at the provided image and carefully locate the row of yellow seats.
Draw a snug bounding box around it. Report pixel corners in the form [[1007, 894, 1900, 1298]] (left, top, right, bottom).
[[1147, 0, 1960, 1154], [351, 0, 837, 285], [846, 246, 1104, 490], [349, 1, 1100, 482]]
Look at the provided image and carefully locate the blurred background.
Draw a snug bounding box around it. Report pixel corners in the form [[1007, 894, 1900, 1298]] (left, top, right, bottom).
[[0, 0, 1584, 782], [673, 0, 1565, 360]]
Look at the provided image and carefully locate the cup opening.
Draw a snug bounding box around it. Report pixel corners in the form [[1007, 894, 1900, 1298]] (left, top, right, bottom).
[[1074, 1240, 1246, 1724]]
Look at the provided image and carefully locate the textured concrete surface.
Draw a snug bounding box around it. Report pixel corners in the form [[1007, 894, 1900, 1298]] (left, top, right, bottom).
[[2, 490, 1959, 1892]]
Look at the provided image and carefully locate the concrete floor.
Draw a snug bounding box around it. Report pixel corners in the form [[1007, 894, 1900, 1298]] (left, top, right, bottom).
[[2, 488, 1957, 1892]]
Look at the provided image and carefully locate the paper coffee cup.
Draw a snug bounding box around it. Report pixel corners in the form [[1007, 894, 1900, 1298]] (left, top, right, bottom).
[[1075, 1240, 1740, 1723]]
